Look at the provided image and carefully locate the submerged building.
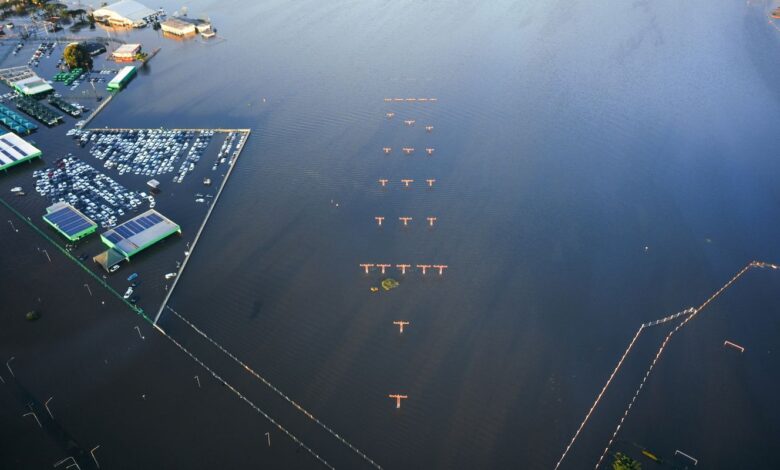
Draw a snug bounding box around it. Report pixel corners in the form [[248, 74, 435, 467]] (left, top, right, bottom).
[[112, 43, 142, 61], [160, 18, 196, 36], [93, 0, 157, 27], [0, 132, 41, 171], [107, 65, 137, 92], [94, 209, 180, 271], [43, 202, 97, 241]]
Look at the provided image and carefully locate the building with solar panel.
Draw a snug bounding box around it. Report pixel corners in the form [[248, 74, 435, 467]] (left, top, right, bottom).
[[43, 202, 98, 241], [94, 209, 181, 271], [0, 132, 41, 172]]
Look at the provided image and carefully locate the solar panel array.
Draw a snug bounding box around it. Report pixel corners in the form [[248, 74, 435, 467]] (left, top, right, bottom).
[[103, 212, 163, 245], [44, 205, 96, 237]]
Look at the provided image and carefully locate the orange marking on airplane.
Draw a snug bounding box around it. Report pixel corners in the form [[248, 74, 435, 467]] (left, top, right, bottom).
[[393, 321, 410, 333], [389, 394, 408, 409]]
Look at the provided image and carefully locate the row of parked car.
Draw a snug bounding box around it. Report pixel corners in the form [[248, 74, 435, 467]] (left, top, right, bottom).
[[33, 155, 149, 228]]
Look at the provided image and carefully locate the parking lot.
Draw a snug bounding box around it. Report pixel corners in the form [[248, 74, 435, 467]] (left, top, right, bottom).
[[33, 155, 150, 228]]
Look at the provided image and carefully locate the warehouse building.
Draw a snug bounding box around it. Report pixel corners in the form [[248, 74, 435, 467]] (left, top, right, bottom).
[[43, 202, 97, 241], [0, 132, 41, 172], [94, 209, 180, 271], [112, 43, 141, 62], [160, 18, 196, 36], [107, 65, 137, 92], [93, 0, 157, 28]]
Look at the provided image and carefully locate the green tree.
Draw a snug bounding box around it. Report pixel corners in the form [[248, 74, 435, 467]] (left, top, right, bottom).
[[63, 42, 92, 70], [612, 453, 641, 470]]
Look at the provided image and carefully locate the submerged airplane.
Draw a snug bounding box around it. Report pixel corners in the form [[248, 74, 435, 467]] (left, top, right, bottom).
[[389, 394, 408, 409], [393, 321, 410, 333], [433, 264, 448, 275]]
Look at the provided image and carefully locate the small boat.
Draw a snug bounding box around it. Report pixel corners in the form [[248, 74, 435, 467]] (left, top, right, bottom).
[[10, 186, 22, 192], [773, 7, 780, 19], [164, 272, 177, 280], [109, 265, 120, 273], [123, 287, 133, 299], [127, 272, 138, 281]]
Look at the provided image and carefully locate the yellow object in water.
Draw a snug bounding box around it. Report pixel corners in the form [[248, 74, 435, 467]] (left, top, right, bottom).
[[641, 450, 659, 461], [381, 278, 400, 291], [370, 287, 379, 292]]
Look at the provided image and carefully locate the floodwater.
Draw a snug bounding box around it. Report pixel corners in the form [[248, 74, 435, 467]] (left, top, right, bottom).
[[7, 0, 780, 468]]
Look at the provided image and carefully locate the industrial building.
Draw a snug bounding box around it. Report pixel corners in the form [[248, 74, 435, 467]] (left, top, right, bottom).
[[43, 202, 97, 241], [94, 210, 180, 271], [93, 0, 157, 27], [112, 43, 141, 61], [161, 18, 196, 36], [0, 132, 41, 171], [0, 66, 53, 96], [107, 65, 137, 92]]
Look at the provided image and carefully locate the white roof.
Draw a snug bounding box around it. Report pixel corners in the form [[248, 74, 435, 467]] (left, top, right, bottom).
[[94, 0, 156, 23], [113, 43, 141, 55], [13, 75, 53, 94], [0, 132, 41, 168]]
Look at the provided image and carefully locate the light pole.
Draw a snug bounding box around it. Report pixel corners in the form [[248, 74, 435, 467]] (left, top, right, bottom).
[[6, 357, 14, 377], [45, 397, 54, 418], [90, 445, 101, 468]]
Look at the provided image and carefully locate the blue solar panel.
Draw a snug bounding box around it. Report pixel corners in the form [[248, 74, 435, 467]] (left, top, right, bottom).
[[105, 232, 122, 244], [115, 225, 134, 238], [136, 217, 153, 229], [45, 206, 95, 236], [125, 220, 143, 234], [147, 213, 162, 223]]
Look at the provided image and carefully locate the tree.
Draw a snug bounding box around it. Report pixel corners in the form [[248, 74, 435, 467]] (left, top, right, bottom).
[[63, 42, 92, 70], [612, 453, 641, 470]]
